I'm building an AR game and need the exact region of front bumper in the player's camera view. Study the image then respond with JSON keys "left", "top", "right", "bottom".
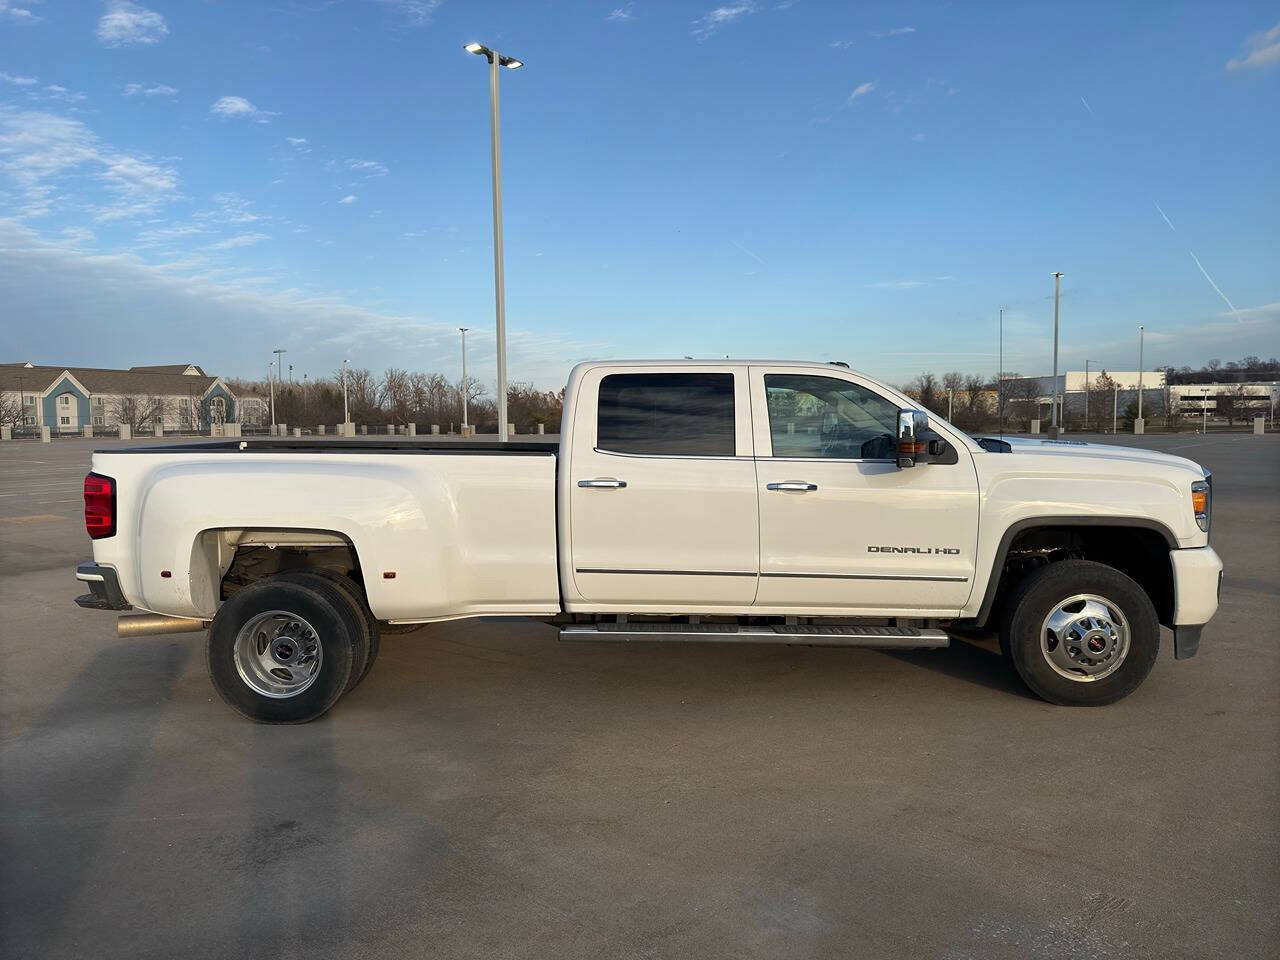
{"left": 75, "top": 562, "right": 132, "bottom": 611}
{"left": 1169, "top": 546, "right": 1223, "bottom": 661}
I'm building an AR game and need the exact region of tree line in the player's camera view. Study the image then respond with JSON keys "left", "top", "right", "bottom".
{"left": 226, "top": 368, "right": 565, "bottom": 434}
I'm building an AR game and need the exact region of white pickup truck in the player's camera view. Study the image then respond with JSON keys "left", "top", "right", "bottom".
{"left": 75, "top": 360, "right": 1222, "bottom": 722}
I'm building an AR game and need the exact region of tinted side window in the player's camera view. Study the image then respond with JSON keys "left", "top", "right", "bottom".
{"left": 764, "top": 374, "right": 899, "bottom": 459}
{"left": 597, "top": 373, "right": 736, "bottom": 456}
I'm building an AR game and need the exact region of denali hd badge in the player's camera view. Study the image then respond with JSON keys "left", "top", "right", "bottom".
{"left": 868, "top": 546, "right": 961, "bottom": 555}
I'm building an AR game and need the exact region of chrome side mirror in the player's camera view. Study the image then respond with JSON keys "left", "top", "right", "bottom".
{"left": 897, "top": 409, "right": 929, "bottom": 468}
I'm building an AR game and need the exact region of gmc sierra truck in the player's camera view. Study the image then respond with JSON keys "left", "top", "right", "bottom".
{"left": 74, "top": 360, "right": 1222, "bottom": 723}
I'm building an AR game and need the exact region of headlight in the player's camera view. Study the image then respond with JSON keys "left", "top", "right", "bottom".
{"left": 1191, "top": 478, "right": 1211, "bottom": 533}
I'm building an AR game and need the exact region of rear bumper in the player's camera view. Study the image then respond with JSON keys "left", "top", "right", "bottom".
{"left": 75, "top": 562, "right": 132, "bottom": 611}
{"left": 1169, "top": 546, "right": 1223, "bottom": 661}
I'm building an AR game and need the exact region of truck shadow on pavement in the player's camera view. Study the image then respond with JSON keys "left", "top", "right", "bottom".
{"left": 882, "top": 636, "right": 1037, "bottom": 700}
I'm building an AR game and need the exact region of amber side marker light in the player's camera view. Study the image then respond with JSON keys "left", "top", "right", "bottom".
{"left": 1191, "top": 480, "right": 1210, "bottom": 533}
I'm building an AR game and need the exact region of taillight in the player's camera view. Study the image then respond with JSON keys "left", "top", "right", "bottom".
{"left": 84, "top": 472, "right": 116, "bottom": 539}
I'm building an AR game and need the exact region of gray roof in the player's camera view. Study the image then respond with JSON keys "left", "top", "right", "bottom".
{"left": 0, "top": 363, "right": 225, "bottom": 397}
{"left": 129, "top": 363, "right": 207, "bottom": 376}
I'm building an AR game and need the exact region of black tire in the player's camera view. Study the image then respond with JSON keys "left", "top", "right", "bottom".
{"left": 275, "top": 571, "right": 377, "bottom": 691}
{"left": 999, "top": 559, "right": 1159, "bottom": 706}
{"left": 207, "top": 576, "right": 358, "bottom": 723}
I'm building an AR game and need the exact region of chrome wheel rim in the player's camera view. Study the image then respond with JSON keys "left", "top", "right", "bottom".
{"left": 234, "top": 610, "right": 323, "bottom": 698}
{"left": 1040, "top": 594, "right": 1129, "bottom": 682}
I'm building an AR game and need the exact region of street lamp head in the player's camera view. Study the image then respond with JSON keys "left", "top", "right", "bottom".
{"left": 464, "top": 42, "right": 486, "bottom": 55}
{"left": 500, "top": 56, "right": 523, "bottom": 69}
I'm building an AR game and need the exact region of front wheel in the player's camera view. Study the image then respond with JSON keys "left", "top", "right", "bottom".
{"left": 999, "top": 560, "right": 1159, "bottom": 706}
{"left": 207, "top": 576, "right": 359, "bottom": 723}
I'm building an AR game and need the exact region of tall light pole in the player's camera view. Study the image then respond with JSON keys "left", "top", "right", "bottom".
{"left": 1083, "top": 359, "right": 1102, "bottom": 431}
{"left": 998, "top": 307, "right": 1004, "bottom": 436}
{"left": 465, "top": 41, "right": 523, "bottom": 441}
{"left": 1049, "top": 271, "right": 1070, "bottom": 435}
{"left": 272, "top": 348, "right": 287, "bottom": 434}
{"left": 268, "top": 360, "right": 276, "bottom": 431}
{"left": 459, "top": 327, "right": 470, "bottom": 433}
{"left": 1202, "top": 386, "right": 1210, "bottom": 434}
{"left": 1136, "top": 326, "right": 1145, "bottom": 422}
{"left": 342, "top": 358, "right": 349, "bottom": 430}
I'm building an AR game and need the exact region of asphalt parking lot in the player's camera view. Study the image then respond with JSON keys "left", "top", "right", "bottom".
{"left": 2, "top": 432, "right": 1277, "bottom": 960}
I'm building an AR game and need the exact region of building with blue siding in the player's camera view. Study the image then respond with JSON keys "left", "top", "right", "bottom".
{"left": 0, "top": 362, "right": 266, "bottom": 432}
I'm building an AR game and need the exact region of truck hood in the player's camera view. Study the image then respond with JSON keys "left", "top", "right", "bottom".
{"left": 973, "top": 435, "right": 1209, "bottom": 479}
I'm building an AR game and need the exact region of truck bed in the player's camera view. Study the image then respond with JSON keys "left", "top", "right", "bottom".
{"left": 99, "top": 438, "right": 561, "bottom": 455}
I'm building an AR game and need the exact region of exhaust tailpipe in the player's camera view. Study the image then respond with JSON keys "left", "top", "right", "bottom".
{"left": 117, "top": 614, "right": 210, "bottom": 638}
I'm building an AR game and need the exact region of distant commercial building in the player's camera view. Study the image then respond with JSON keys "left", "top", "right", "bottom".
{"left": 1169, "top": 382, "right": 1278, "bottom": 423}
{"left": 0, "top": 362, "right": 266, "bottom": 432}
{"left": 1000, "top": 369, "right": 1276, "bottom": 424}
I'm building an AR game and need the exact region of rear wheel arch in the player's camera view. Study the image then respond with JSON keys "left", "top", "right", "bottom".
{"left": 192, "top": 527, "right": 369, "bottom": 612}
{"left": 973, "top": 517, "right": 1177, "bottom": 630}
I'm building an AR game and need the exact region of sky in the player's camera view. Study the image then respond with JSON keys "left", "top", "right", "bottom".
{"left": 2, "top": 1, "right": 1278, "bottom": 392}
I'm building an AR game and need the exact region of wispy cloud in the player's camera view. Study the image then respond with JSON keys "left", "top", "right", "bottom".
{"left": 1, "top": 219, "right": 603, "bottom": 388}
{"left": 691, "top": 1, "right": 756, "bottom": 41}
{"left": 0, "top": 72, "right": 39, "bottom": 86}
{"left": 871, "top": 26, "right": 914, "bottom": 39}
{"left": 372, "top": 0, "right": 443, "bottom": 26}
{"left": 1079, "top": 94, "right": 1094, "bottom": 116}
{"left": 123, "top": 82, "right": 177, "bottom": 98}
{"left": 0, "top": 105, "right": 177, "bottom": 220}
{"left": 43, "top": 84, "right": 86, "bottom": 104}
{"left": 608, "top": 3, "right": 635, "bottom": 22}
{"left": 208, "top": 232, "right": 271, "bottom": 251}
{"left": 338, "top": 194, "right": 358, "bottom": 204}
{"left": 0, "top": 0, "right": 44, "bottom": 25}
{"left": 346, "top": 158, "right": 388, "bottom": 177}
{"left": 96, "top": 1, "right": 168, "bottom": 47}
{"left": 847, "top": 80, "right": 877, "bottom": 105}
{"left": 209, "top": 96, "right": 278, "bottom": 123}
{"left": 911, "top": 132, "right": 927, "bottom": 143}
{"left": 828, "top": 39, "right": 853, "bottom": 49}
{"left": 1226, "top": 21, "right": 1280, "bottom": 72}
{"left": 869, "top": 275, "right": 953, "bottom": 289}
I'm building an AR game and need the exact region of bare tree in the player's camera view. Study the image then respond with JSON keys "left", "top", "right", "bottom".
{"left": 0, "top": 392, "right": 22, "bottom": 429}
{"left": 109, "top": 394, "right": 168, "bottom": 430}
{"left": 380, "top": 368, "right": 413, "bottom": 425}
{"left": 904, "top": 373, "right": 941, "bottom": 416}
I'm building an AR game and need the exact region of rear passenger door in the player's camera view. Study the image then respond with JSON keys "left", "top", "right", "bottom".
{"left": 566, "top": 366, "right": 759, "bottom": 609}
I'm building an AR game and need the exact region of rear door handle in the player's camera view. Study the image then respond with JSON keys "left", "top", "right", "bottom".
{"left": 578, "top": 478, "right": 627, "bottom": 489}
{"left": 767, "top": 481, "right": 818, "bottom": 492}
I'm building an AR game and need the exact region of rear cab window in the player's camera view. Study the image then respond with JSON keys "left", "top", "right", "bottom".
{"left": 597, "top": 373, "right": 736, "bottom": 456}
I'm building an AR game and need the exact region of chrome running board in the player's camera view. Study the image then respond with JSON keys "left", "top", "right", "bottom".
{"left": 559, "top": 623, "right": 948, "bottom": 649}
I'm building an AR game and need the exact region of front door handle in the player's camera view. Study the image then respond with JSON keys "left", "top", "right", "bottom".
{"left": 578, "top": 478, "right": 628, "bottom": 489}
{"left": 767, "top": 481, "right": 818, "bottom": 492}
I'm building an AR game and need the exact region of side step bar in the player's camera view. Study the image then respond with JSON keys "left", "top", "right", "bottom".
{"left": 559, "top": 623, "right": 949, "bottom": 649}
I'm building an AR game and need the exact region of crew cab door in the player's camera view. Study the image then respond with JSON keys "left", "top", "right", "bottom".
{"left": 749, "top": 367, "right": 979, "bottom": 613}
{"left": 565, "top": 366, "right": 758, "bottom": 608}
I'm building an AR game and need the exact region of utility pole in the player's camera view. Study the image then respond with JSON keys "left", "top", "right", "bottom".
{"left": 998, "top": 308, "right": 1004, "bottom": 437}
{"left": 342, "top": 359, "right": 349, "bottom": 430}
{"left": 465, "top": 42, "right": 523, "bottom": 441}
{"left": 272, "top": 348, "right": 286, "bottom": 434}
{"left": 459, "top": 327, "right": 470, "bottom": 434}
{"left": 947, "top": 388, "right": 953, "bottom": 421}
{"left": 1083, "top": 360, "right": 1102, "bottom": 432}
{"left": 1136, "top": 326, "right": 1145, "bottom": 422}
{"left": 1050, "top": 273, "right": 1063, "bottom": 438}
